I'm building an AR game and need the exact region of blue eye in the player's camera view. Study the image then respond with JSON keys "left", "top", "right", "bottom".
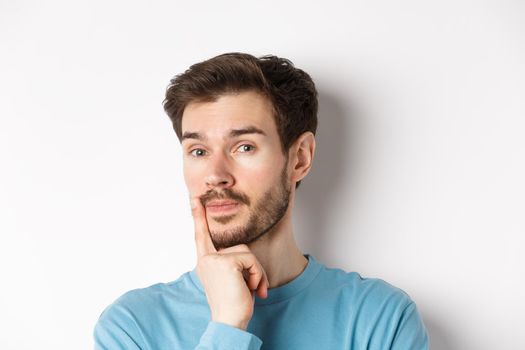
{"left": 190, "top": 149, "right": 207, "bottom": 157}
{"left": 238, "top": 144, "right": 255, "bottom": 153}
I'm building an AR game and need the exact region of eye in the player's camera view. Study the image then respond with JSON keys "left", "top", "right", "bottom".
{"left": 237, "top": 144, "right": 255, "bottom": 153}
{"left": 190, "top": 148, "right": 207, "bottom": 157}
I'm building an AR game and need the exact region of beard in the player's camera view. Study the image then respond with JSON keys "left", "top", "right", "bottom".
{"left": 199, "top": 159, "right": 291, "bottom": 250}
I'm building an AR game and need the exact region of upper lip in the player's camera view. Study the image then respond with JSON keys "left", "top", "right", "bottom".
{"left": 205, "top": 200, "right": 238, "bottom": 207}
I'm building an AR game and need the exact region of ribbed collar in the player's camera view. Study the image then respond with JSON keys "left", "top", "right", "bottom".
{"left": 189, "top": 254, "right": 322, "bottom": 306}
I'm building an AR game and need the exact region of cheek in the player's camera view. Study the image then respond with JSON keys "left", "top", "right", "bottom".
{"left": 183, "top": 162, "right": 204, "bottom": 195}
{"left": 236, "top": 150, "right": 286, "bottom": 185}
{"left": 239, "top": 162, "right": 279, "bottom": 185}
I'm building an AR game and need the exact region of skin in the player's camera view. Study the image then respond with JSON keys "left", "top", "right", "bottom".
{"left": 182, "top": 90, "right": 316, "bottom": 330}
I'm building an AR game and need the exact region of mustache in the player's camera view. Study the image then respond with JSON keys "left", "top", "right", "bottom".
{"left": 199, "top": 188, "right": 251, "bottom": 207}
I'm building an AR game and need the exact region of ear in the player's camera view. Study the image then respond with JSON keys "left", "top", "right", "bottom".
{"left": 289, "top": 132, "right": 316, "bottom": 184}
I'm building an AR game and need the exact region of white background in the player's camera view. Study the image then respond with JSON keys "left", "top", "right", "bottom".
{"left": 1, "top": 1, "right": 524, "bottom": 349}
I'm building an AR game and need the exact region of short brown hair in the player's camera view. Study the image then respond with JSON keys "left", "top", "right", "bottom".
{"left": 163, "top": 52, "right": 318, "bottom": 152}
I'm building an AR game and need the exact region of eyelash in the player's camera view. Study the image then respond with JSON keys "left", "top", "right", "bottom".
{"left": 189, "top": 144, "right": 256, "bottom": 157}
{"left": 237, "top": 144, "right": 255, "bottom": 153}
{"left": 189, "top": 148, "right": 207, "bottom": 157}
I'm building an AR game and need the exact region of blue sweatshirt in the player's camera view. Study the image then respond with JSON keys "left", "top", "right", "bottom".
{"left": 94, "top": 254, "right": 428, "bottom": 349}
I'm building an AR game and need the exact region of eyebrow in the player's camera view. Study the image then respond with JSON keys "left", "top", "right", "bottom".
{"left": 181, "top": 132, "right": 205, "bottom": 142}
{"left": 229, "top": 126, "right": 266, "bottom": 138}
{"left": 181, "top": 126, "right": 266, "bottom": 142}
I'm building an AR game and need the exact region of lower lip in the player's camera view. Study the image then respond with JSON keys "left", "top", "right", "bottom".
{"left": 206, "top": 203, "right": 240, "bottom": 215}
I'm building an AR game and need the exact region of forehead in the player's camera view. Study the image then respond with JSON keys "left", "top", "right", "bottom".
{"left": 181, "top": 91, "right": 277, "bottom": 139}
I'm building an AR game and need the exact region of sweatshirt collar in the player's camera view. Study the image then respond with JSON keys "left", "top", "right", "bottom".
{"left": 189, "top": 254, "right": 322, "bottom": 306}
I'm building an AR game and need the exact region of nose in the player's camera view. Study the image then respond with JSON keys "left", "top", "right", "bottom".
{"left": 204, "top": 153, "right": 235, "bottom": 190}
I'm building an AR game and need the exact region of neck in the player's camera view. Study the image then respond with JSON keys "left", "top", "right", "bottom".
{"left": 247, "top": 210, "right": 308, "bottom": 289}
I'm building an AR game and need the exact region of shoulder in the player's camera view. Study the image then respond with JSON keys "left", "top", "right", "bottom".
{"left": 312, "top": 260, "right": 419, "bottom": 325}
{"left": 94, "top": 272, "right": 203, "bottom": 348}
{"left": 317, "top": 263, "right": 413, "bottom": 307}
{"left": 312, "top": 260, "right": 428, "bottom": 348}
{"left": 96, "top": 271, "right": 200, "bottom": 326}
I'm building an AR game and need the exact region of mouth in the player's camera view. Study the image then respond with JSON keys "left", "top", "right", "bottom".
{"left": 205, "top": 200, "right": 241, "bottom": 215}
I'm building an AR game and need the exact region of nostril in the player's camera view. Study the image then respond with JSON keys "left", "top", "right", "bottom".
{"left": 206, "top": 179, "right": 231, "bottom": 188}
{"left": 205, "top": 173, "right": 235, "bottom": 188}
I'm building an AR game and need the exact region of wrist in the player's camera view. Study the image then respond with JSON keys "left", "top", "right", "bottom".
{"left": 212, "top": 315, "right": 249, "bottom": 330}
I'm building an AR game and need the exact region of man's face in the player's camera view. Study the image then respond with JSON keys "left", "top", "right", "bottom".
{"left": 181, "top": 91, "right": 292, "bottom": 250}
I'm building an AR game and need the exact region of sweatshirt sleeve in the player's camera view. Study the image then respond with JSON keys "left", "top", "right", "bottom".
{"left": 390, "top": 302, "right": 429, "bottom": 350}
{"left": 94, "top": 302, "right": 262, "bottom": 350}
{"left": 195, "top": 321, "right": 262, "bottom": 350}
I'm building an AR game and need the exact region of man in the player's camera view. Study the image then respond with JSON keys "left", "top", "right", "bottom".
{"left": 94, "top": 52, "right": 428, "bottom": 349}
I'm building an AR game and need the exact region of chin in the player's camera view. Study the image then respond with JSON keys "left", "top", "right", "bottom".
{"left": 209, "top": 223, "right": 243, "bottom": 239}
{"left": 208, "top": 223, "right": 253, "bottom": 250}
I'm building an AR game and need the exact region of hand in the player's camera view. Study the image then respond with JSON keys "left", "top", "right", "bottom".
{"left": 191, "top": 197, "right": 269, "bottom": 330}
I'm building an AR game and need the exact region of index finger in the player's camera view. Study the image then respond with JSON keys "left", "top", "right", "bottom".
{"left": 191, "top": 196, "right": 217, "bottom": 258}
